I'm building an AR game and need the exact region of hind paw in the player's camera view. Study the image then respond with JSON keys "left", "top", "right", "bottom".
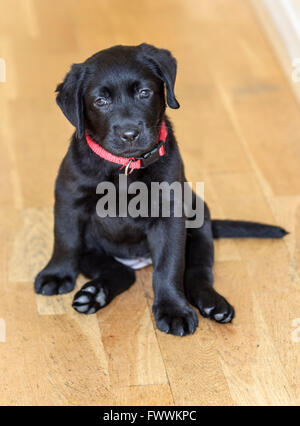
{"left": 189, "top": 287, "right": 235, "bottom": 324}
{"left": 72, "top": 282, "right": 107, "bottom": 314}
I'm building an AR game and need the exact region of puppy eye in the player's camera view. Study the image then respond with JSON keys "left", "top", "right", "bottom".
{"left": 95, "top": 97, "right": 108, "bottom": 107}
{"left": 139, "top": 89, "right": 152, "bottom": 99}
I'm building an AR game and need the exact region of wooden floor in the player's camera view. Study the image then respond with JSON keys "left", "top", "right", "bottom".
{"left": 0, "top": 0, "right": 300, "bottom": 406}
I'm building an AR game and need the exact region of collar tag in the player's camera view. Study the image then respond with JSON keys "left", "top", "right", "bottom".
{"left": 124, "top": 159, "right": 134, "bottom": 175}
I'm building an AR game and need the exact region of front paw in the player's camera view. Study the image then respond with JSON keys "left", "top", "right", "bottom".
{"left": 34, "top": 268, "right": 76, "bottom": 295}
{"left": 153, "top": 300, "right": 198, "bottom": 336}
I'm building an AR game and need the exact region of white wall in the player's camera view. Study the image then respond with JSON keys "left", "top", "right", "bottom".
{"left": 253, "top": 0, "right": 300, "bottom": 94}
{"left": 262, "top": 0, "right": 300, "bottom": 63}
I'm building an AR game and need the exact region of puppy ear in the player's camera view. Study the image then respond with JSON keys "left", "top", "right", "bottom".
{"left": 138, "top": 43, "right": 180, "bottom": 109}
{"left": 55, "top": 63, "right": 86, "bottom": 138}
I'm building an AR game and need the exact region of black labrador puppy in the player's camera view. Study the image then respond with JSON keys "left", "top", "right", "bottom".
{"left": 34, "top": 44, "right": 287, "bottom": 336}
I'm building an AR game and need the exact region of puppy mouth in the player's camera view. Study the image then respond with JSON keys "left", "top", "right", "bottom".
{"left": 106, "top": 137, "right": 158, "bottom": 158}
{"left": 100, "top": 127, "right": 160, "bottom": 158}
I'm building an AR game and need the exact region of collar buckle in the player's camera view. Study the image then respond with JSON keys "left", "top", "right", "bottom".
{"left": 124, "top": 159, "right": 135, "bottom": 175}
{"left": 138, "top": 140, "right": 164, "bottom": 169}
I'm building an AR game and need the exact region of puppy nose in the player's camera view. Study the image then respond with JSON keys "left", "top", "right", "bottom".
{"left": 120, "top": 128, "right": 140, "bottom": 143}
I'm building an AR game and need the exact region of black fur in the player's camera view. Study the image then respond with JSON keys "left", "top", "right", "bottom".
{"left": 211, "top": 220, "right": 288, "bottom": 239}
{"left": 34, "top": 44, "right": 287, "bottom": 336}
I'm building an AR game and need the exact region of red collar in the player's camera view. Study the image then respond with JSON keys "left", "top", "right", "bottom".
{"left": 85, "top": 120, "right": 168, "bottom": 173}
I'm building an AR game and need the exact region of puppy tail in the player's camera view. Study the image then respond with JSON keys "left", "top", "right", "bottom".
{"left": 211, "top": 220, "right": 288, "bottom": 239}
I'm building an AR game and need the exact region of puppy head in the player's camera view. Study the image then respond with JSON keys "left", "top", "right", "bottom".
{"left": 56, "top": 44, "right": 179, "bottom": 157}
